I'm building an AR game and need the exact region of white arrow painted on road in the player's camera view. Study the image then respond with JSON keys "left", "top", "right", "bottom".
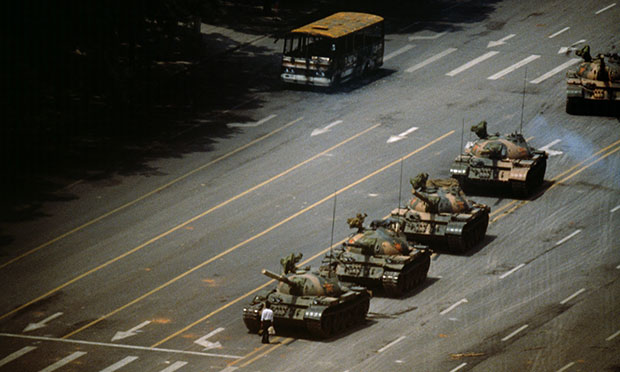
{"left": 195, "top": 327, "right": 225, "bottom": 350}
{"left": 112, "top": 321, "right": 151, "bottom": 342}
{"left": 487, "top": 34, "right": 515, "bottom": 48}
{"left": 228, "top": 114, "right": 277, "bottom": 128}
{"left": 311, "top": 120, "right": 343, "bottom": 136}
{"left": 558, "top": 39, "right": 587, "bottom": 54}
{"left": 387, "top": 127, "right": 418, "bottom": 143}
{"left": 540, "top": 139, "right": 563, "bottom": 156}
{"left": 23, "top": 312, "right": 63, "bottom": 332}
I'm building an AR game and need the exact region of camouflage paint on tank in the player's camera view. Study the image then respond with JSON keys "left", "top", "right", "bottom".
{"left": 566, "top": 46, "right": 620, "bottom": 109}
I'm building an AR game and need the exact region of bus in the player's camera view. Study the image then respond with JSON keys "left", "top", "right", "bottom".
{"left": 280, "top": 12, "right": 384, "bottom": 87}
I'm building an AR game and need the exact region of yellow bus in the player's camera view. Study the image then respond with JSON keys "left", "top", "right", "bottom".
{"left": 281, "top": 12, "right": 384, "bottom": 87}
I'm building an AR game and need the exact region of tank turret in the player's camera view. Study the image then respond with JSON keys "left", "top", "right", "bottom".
{"left": 325, "top": 214, "right": 431, "bottom": 297}
{"left": 566, "top": 45, "right": 620, "bottom": 114}
{"left": 450, "top": 121, "right": 547, "bottom": 196}
{"left": 243, "top": 257, "right": 370, "bottom": 338}
{"left": 390, "top": 173, "right": 490, "bottom": 252}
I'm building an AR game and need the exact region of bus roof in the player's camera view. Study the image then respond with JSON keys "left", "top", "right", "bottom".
{"left": 290, "top": 12, "right": 383, "bottom": 39}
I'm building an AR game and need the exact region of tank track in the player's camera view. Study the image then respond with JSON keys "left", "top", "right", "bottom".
{"left": 446, "top": 212, "right": 489, "bottom": 252}
{"left": 305, "top": 295, "right": 370, "bottom": 338}
{"left": 511, "top": 158, "right": 546, "bottom": 197}
{"left": 381, "top": 255, "right": 431, "bottom": 297}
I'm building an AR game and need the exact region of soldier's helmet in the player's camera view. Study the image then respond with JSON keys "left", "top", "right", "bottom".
{"left": 471, "top": 121, "right": 488, "bottom": 139}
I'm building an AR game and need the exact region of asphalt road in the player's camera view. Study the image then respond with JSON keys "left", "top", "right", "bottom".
{"left": 1, "top": 0, "right": 619, "bottom": 371}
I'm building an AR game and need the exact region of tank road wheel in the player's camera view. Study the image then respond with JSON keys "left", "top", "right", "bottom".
{"left": 566, "top": 97, "right": 581, "bottom": 115}
{"left": 317, "top": 313, "right": 335, "bottom": 338}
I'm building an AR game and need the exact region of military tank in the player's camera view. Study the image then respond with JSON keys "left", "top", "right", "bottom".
{"left": 390, "top": 173, "right": 490, "bottom": 252}
{"left": 450, "top": 121, "right": 547, "bottom": 196}
{"left": 242, "top": 255, "right": 370, "bottom": 338}
{"left": 566, "top": 45, "right": 620, "bottom": 114}
{"left": 322, "top": 213, "right": 431, "bottom": 297}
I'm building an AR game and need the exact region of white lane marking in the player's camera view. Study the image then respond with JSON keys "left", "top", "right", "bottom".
{"left": 606, "top": 329, "right": 620, "bottom": 341}
{"left": 487, "top": 54, "right": 540, "bottom": 80}
{"left": 549, "top": 27, "right": 570, "bottom": 38}
{"left": 556, "top": 229, "right": 582, "bottom": 246}
{"left": 384, "top": 45, "right": 415, "bottom": 62}
{"left": 500, "top": 263, "right": 525, "bottom": 279}
{"left": 0, "top": 333, "right": 242, "bottom": 359}
{"left": 440, "top": 298, "right": 468, "bottom": 315}
{"left": 556, "top": 361, "right": 575, "bottom": 372}
{"left": 112, "top": 320, "right": 152, "bottom": 342}
{"left": 617, "top": 264, "right": 620, "bottom": 269}
{"left": 378, "top": 336, "right": 406, "bottom": 353}
{"left": 195, "top": 327, "right": 225, "bottom": 350}
{"left": 530, "top": 58, "right": 581, "bottom": 84}
{"left": 159, "top": 361, "right": 188, "bottom": 372}
{"left": 446, "top": 51, "right": 499, "bottom": 77}
{"left": 24, "top": 312, "right": 63, "bottom": 332}
{"left": 368, "top": 193, "right": 379, "bottom": 197}
{"left": 449, "top": 362, "right": 468, "bottom": 372}
{"left": 540, "top": 139, "right": 564, "bottom": 156}
{"left": 0, "top": 346, "right": 37, "bottom": 367}
{"left": 228, "top": 114, "right": 277, "bottom": 128}
{"left": 99, "top": 356, "right": 139, "bottom": 372}
{"left": 217, "top": 367, "right": 238, "bottom": 372}
{"left": 406, "top": 48, "right": 458, "bottom": 73}
{"left": 39, "top": 351, "right": 87, "bottom": 372}
{"left": 560, "top": 288, "right": 586, "bottom": 304}
{"left": 387, "top": 126, "right": 418, "bottom": 143}
{"left": 487, "top": 34, "right": 516, "bottom": 48}
{"left": 409, "top": 32, "right": 446, "bottom": 41}
{"left": 595, "top": 3, "right": 616, "bottom": 14}
{"left": 558, "top": 39, "right": 587, "bottom": 54}
{"left": 501, "top": 324, "right": 528, "bottom": 341}
{"left": 610, "top": 205, "right": 620, "bottom": 213}
{"left": 311, "top": 120, "right": 343, "bottom": 136}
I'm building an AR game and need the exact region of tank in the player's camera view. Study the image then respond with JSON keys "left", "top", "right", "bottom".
{"left": 450, "top": 121, "right": 547, "bottom": 196}
{"left": 242, "top": 256, "right": 371, "bottom": 338}
{"left": 390, "top": 173, "right": 490, "bottom": 252}
{"left": 323, "top": 214, "right": 431, "bottom": 297}
{"left": 566, "top": 45, "right": 620, "bottom": 114}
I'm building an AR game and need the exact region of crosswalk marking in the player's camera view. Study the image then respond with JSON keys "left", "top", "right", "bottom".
{"left": 99, "top": 356, "right": 139, "bottom": 372}
{"left": 530, "top": 58, "right": 581, "bottom": 84}
{"left": 159, "top": 361, "right": 189, "bottom": 372}
{"left": 0, "top": 346, "right": 37, "bottom": 367}
{"left": 446, "top": 51, "right": 499, "bottom": 76}
{"left": 487, "top": 55, "right": 540, "bottom": 80}
{"left": 39, "top": 351, "right": 87, "bottom": 372}
{"left": 406, "top": 48, "right": 458, "bottom": 73}
{"left": 384, "top": 44, "right": 415, "bottom": 62}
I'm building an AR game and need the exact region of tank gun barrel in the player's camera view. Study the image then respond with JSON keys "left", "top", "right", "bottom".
{"left": 262, "top": 269, "right": 298, "bottom": 288}
{"left": 411, "top": 189, "right": 432, "bottom": 206}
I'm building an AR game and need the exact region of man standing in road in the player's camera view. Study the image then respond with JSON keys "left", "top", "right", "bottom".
{"left": 260, "top": 303, "right": 274, "bottom": 344}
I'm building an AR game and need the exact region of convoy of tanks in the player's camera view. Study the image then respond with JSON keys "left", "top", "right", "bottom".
{"left": 242, "top": 44, "right": 616, "bottom": 340}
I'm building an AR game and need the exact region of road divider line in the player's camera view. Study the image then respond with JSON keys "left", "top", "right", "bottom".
{"left": 152, "top": 133, "right": 454, "bottom": 347}
{"left": 556, "top": 361, "right": 575, "bottom": 372}
{"left": 238, "top": 337, "right": 294, "bottom": 368}
{"left": 501, "top": 324, "right": 528, "bottom": 341}
{"left": 1, "top": 123, "right": 379, "bottom": 323}
{"left": 378, "top": 336, "right": 406, "bottom": 353}
{"left": 440, "top": 299, "right": 468, "bottom": 315}
{"left": 0, "top": 116, "right": 305, "bottom": 270}
{"left": 446, "top": 51, "right": 499, "bottom": 77}
{"left": 499, "top": 263, "right": 525, "bottom": 279}
{"left": 0, "top": 346, "right": 37, "bottom": 367}
{"left": 549, "top": 27, "right": 570, "bottom": 39}
{"left": 595, "top": 3, "right": 616, "bottom": 14}
{"left": 556, "top": 229, "right": 581, "bottom": 246}
{"left": 406, "top": 48, "right": 458, "bottom": 73}
{"left": 530, "top": 59, "right": 581, "bottom": 84}
{"left": 384, "top": 45, "right": 415, "bottom": 62}
{"left": 487, "top": 55, "right": 540, "bottom": 80}
{"left": 449, "top": 362, "right": 467, "bottom": 372}
{"left": 0, "top": 333, "right": 240, "bottom": 358}
{"left": 560, "top": 288, "right": 586, "bottom": 305}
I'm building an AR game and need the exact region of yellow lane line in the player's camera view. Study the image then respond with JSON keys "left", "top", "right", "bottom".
{"left": 0, "top": 122, "right": 378, "bottom": 322}
{"left": 0, "top": 117, "right": 304, "bottom": 270}
{"left": 63, "top": 130, "right": 453, "bottom": 339}
{"left": 491, "top": 142, "right": 620, "bottom": 224}
{"left": 226, "top": 337, "right": 283, "bottom": 367}
{"left": 238, "top": 337, "right": 294, "bottom": 368}
{"left": 151, "top": 133, "right": 453, "bottom": 347}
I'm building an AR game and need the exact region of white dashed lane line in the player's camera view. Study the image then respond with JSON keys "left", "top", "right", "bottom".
{"left": 610, "top": 205, "right": 620, "bottom": 213}
{"left": 548, "top": 27, "right": 570, "bottom": 38}
{"left": 501, "top": 324, "right": 528, "bottom": 342}
{"left": 555, "top": 229, "right": 582, "bottom": 246}
{"left": 556, "top": 362, "right": 576, "bottom": 372}
{"left": 530, "top": 59, "right": 581, "bottom": 84}
{"left": 560, "top": 288, "right": 586, "bottom": 305}
{"left": 446, "top": 51, "right": 499, "bottom": 77}
{"left": 449, "top": 362, "right": 468, "bottom": 372}
{"left": 595, "top": 3, "right": 616, "bottom": 14}
{"left": 499, "top": 263, "right": 525, "bottom": 279}
{"left": 440, "top": 299, "right": 468, "bottom": 315}
{"left": 406, "top": 48, "right": 458, "bottom": 73}
{"left": 384, "top": 45, "right": 415, "bottom": 62}
{"left": 487, "top": 54, "right": 540, "bottom": 80}
{"left": 0, "top": 346, "right": 37, "bottom": 367}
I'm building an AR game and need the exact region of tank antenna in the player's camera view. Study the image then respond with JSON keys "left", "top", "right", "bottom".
{"left": 329, "top": 189, "right": 337, "bottom": 270}
{"left": 398, "top": 158, "right": 404, "bottom": 209}
{"left": 460, "top": 118, "right": 465, "bottom": 154}
{"left": 519, "top": 67, "right": 527, "bottom": 134}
